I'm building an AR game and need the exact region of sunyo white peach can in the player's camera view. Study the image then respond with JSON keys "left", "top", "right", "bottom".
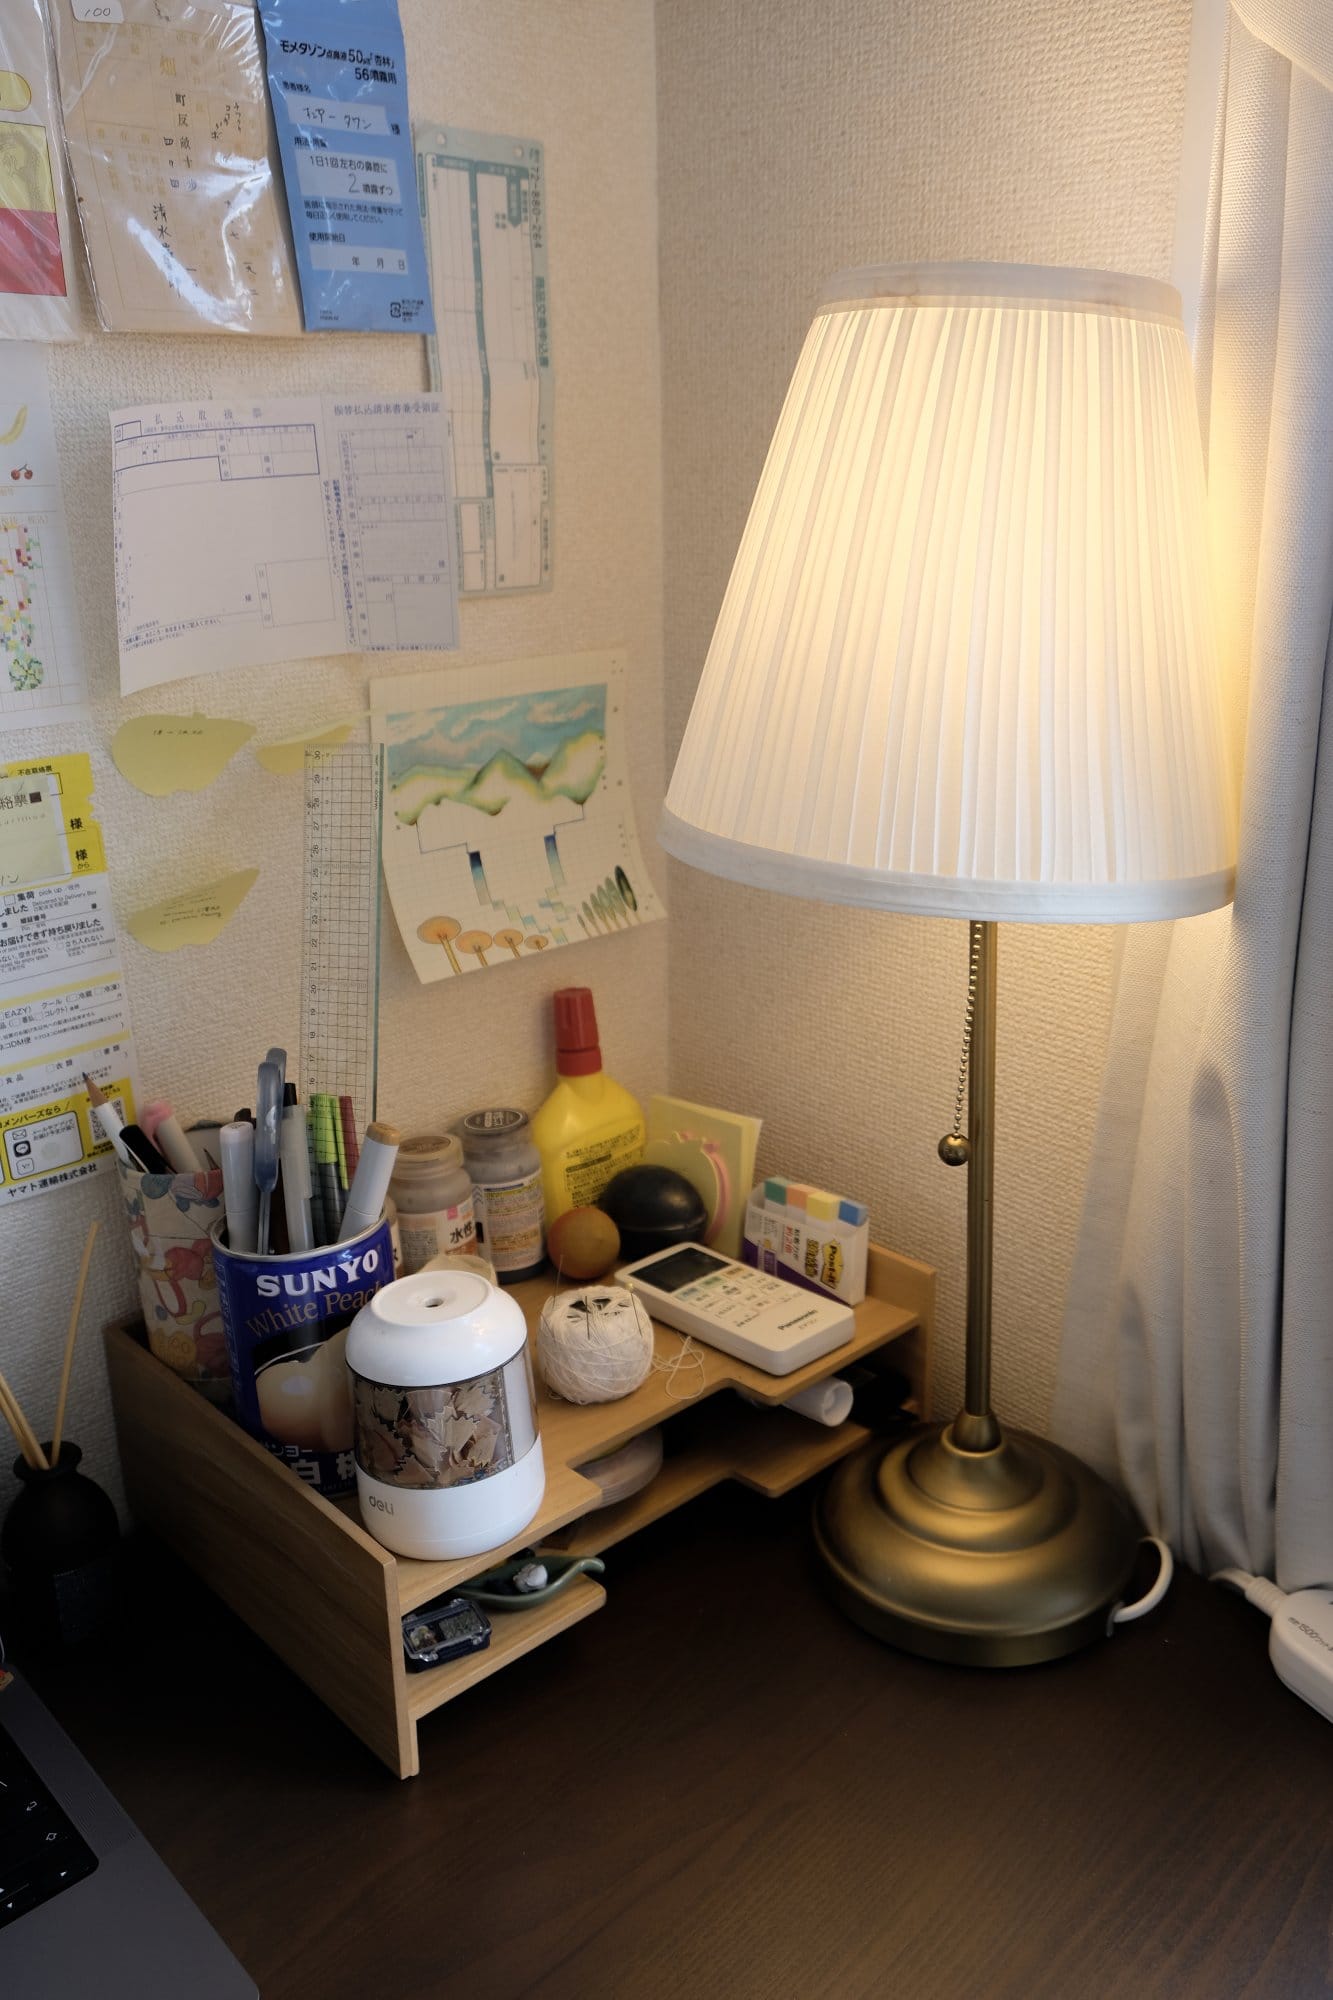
{"left": 212, "top": 1214, "right": 393, "bottom": 1495}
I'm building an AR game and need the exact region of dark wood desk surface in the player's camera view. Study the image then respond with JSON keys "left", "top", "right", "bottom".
{"left": 19, "top": 1485, "right": 1333, "bottom": 2000}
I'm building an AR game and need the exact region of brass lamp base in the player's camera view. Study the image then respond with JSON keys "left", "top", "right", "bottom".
{"left": 814, "top": 1420, "right": 1140, "bottom": 1667}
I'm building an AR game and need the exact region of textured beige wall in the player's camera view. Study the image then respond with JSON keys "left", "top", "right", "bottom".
{"left": 0, "top": 0, "right": 665, "bottom": 1521}
{"left": 656, "top": 0, "right": 1193, "bottom": 1428}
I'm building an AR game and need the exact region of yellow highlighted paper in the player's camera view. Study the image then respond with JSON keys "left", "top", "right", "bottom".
{"left": 0, "top": 753, "right": 139, "bottom": 1203}
{"left": 0, "top": 123, "right": 54, "bottom": 212}
{"left": 0, "top": 754, "right": 105, "bottom": 885}
{"left": 127, "top": 868, "right": 259, "bottom": 953}
{"left": 253, "top": 719, "right": 356, "bottom": 775}
{"left": 0, "top": 771, "right": 67, "bottom": 887}
{"left": 112, "top": 713, "right": 255, "bottom": 796}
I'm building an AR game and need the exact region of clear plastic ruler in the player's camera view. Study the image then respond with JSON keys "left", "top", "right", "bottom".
{"left": 301, "top": 742, "right": 383, "bottom": 1123}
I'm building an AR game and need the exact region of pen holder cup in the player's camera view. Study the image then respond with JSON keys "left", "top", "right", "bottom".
{"left": 118, "top": 1159, "right": 229, "bottom": 1403}
{"left": 212, "top": 1214, "right": 394, "bottom": 1498}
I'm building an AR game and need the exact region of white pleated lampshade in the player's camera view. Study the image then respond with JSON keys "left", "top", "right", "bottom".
{"left": 662, "top": 263, "right": 1236, "bottom": 922}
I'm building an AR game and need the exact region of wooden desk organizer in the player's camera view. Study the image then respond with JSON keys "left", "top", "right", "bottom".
{"left": 104, "top": 1245, "right": 932, "bottom": 1777}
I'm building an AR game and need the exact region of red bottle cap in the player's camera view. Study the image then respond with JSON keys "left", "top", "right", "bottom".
{"left": 553, "top": 987, "right": 602, "bottom": 1076}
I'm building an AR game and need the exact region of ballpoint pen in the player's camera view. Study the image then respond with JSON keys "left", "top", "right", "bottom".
{"left": 254, "top": 1060, "right": 283, "bottom": 1255}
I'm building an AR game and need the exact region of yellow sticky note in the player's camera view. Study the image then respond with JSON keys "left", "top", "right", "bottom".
{"left": 127, "top": 868, "right": 258, "bottom": 953}
{"left": 0, "top": 72, "right": 35, "bottom": 116}
{"left": 253, "top": 720, "right": 356, "bottom": 775}
{"left": 112, "top": 714, "right": 255, "bottom": 797}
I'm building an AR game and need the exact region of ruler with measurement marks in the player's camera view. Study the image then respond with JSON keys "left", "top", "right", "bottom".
{"left": 301, "top": 742, "right": 383, "bottom": 1123}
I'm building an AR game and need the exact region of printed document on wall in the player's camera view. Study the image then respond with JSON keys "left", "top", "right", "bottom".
{"left": 418, "top": 128, "right": 551, "bottom": 594}
{"left": 371, "top": 652, "right": 663, "bottom": 984}
{"left": 0, "top": 0, "right": 82, "bottom": 340}
{"left": 0, "top": 753, "right": 140, "bottom": 1204}
{"left": 112, "top": 392, "right": 459, "bottom": 693}
{"left": 0, "top": 345, "right": 87, "bottom": 731}
{"left": 50, "top": 0, "right": 300, "bottom": 336}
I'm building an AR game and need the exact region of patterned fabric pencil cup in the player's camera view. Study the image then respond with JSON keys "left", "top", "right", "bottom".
{"left": 117, "top": 1158, "right": 229, "bottom": 1402}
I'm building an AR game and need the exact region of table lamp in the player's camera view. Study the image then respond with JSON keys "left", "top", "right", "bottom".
{"left": 660, "top": 263, "right": 1235, "bottom": 1665}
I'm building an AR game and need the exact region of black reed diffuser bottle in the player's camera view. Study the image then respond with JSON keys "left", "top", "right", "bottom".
{"left": 2, "top": 1444, "right": 119, "bottom": 1647}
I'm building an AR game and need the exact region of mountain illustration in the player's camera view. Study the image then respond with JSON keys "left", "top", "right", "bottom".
{"left": 465, "top": 749, "right": 548, "bottom": 815}
{"left": 393, "top": 731, "right": 606, "bottom": 827}
{"left": 541, "top": 730, "right": 605, "bottom": 802}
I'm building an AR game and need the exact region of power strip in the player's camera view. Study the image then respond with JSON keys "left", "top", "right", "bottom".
{"left": 1214, "top": 1569, "right": 1333, "bottom": 1723}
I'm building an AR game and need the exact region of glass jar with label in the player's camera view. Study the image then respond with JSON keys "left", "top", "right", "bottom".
{"left": 457, "top": 1109, "right": 545, "bottom": 1284}
{"left": 387, "top": 1134, "right": 477, "bottom": 1275}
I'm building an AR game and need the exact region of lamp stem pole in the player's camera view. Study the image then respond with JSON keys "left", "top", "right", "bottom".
{"left": 956, "top": 919, "right": 1000, "bottom": 1452}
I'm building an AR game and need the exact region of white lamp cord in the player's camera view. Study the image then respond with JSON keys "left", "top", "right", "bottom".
{"left": 1211, "top": 1565, "right": 1286, "bottom": 1619}
{"left": 1108, "top": 1536, "right": 1175, "bottom": 1631}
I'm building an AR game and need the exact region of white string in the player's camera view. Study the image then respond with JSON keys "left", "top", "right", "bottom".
{"left": 652, "top": 1335, "right": 707, "bottom": 1403}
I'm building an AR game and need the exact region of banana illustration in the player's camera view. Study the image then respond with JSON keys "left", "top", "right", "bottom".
{"left": 0, "top": 404, "right": 28, "bottom": 448}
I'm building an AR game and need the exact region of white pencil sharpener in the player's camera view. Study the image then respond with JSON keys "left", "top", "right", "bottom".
{"left": 345, "top": 1270, "right": 545, "bottom": 1560}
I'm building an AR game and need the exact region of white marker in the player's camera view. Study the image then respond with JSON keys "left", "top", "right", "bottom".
{"left": 220, "top": 1120, "right": 258, "bottom": 1254}
{"left": 335, "top": 1120, "right": 400, "bottom": 1244}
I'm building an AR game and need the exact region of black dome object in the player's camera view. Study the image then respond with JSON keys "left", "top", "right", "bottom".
{"left": 597, "top": 1164, "right": 708, "bottom": 1263}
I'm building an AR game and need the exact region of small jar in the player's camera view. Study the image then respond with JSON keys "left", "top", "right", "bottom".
{"left": 458, "top": 1108, "right": 545, "bottom": 1283}
{"left": 387, "top": 1134, "right": 476, "bottom": 1275}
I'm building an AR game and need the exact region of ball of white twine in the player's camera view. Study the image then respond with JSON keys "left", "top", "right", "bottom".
{"left": 537, "top": 1285, "right": 655, "bottom": 1404}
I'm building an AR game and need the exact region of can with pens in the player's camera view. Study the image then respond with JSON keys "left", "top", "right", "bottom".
{"left": 119, "top": 1159, "right": 230, "bottom": 1402}
{"left": 213, "top": 1214, "right": 394, "bottom": 1496}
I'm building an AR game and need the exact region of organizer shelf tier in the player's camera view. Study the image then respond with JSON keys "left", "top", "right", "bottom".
{"left": 104, "top": 1244, "right": 933, "bottom": 1778}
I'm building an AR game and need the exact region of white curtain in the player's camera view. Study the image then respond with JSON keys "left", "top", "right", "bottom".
{"left": 1053, "top": 0, "right": 1333, "bottom": 1586}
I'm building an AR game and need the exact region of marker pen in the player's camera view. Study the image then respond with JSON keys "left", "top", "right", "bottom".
{"left": 336, "top": 1121, "right": 400, "bottom": 1244}
{"left": 140, "top": 1100, "right": 203, "bottom": 1175}
{"left": 220, "top": 1121, "right": 258, "bottom": 1253}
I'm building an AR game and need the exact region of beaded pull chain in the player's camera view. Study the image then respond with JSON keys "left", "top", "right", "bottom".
{"left": 938, "top": 924, "right": 980, "bottom": 1167}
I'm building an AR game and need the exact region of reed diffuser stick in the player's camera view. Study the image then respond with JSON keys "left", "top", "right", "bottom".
{"left": 50, "top": 1218, "right": 99, "bottom": 1465}
{"left": 0, "top": 1369, "right": 47, "bottom": 1470}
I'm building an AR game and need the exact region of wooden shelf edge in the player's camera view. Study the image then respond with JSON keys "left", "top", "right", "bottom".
{"left": 406, "top": 1577, "right": 606, "bottom": 1720}
{"left": 104, "top": 1324, "right": 395, "bottom": 1574}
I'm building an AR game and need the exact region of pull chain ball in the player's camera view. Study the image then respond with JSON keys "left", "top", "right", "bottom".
{"left": 938, "top": 1132, "right": 971, "bottom": 1166}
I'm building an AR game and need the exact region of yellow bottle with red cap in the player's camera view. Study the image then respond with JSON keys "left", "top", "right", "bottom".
{"left": 532, "top": 988, "right": 645, "bottom": 1225}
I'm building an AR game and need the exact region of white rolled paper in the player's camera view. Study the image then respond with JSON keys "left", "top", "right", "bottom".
{"left": 742, "top": 1377, "right": 854, "bottom": 1427}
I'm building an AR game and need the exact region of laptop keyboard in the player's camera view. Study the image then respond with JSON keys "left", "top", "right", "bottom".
{"left": 0, "top": 1721, "right": 99, "bottom": 1929}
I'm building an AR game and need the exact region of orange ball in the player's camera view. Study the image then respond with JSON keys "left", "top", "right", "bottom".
{"left": 547, "top": 1206, "right": 621, "bottom": 1281}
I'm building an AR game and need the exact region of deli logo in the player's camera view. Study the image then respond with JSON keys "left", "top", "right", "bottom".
{"left": 255, "top": 1247, "right": 382, "bottom": 1299}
